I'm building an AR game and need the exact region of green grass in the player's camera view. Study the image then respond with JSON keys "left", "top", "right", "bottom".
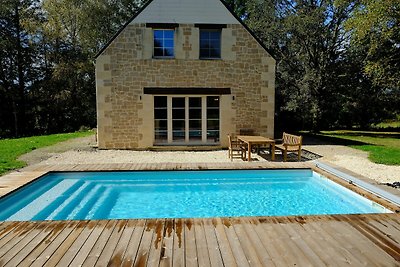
{"left": 0, "top": 131, "right": 94, "bottom": 175}
{"left": 319, "top": 130, "right": 400, "bottom": 165}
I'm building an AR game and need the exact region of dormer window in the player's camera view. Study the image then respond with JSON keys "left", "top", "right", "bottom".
{"left": 200, "top": 29, "right": 221, "bottom": 59}
{"left": 153, "top": 29, "right": 174, "bottom": 58}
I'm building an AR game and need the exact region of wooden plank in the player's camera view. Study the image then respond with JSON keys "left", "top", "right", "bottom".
{"left": 172, "top": 218, "right": 185, "bottom": 267}
{"left": 231, "top": 218, "right": 263, "bottom": 267}
{"left": 239, "top": 218, "right": 275, "bottom": 266}
{"left": 132, "top": 219, "right": 157, "bottom": 267}
{"left": 11, "top": 220, "right": 70, "bottom": 266}
{"left": 120, "top": 219, "right": 146, "bottom": 266}
{"left": 203, "top": 218, "right": 224, "bottom": 267}
{"left": 302, "top": 216, "right": 365, "bottom": 265}
{"left": 159, "top": 219, "right": 174, "bottom": 267}
{"left": 81, "top": 220, "right": 119, "bottom": 266}
{"left": 30, "top": 220, "right": 83, "bottom": 267}
{"left": 93, "top": 220, "right": 128, "bottom": 266}
{"left": 193, "top": 219, "right": 211, "bottom": 267}
{"left": 0, "top": 221, "right": 23, "bottom": 241}
{"left": 221, "top": 218, "right": 250, "bottom": 267}
{"left": 313, "top": 216, "right": 379, "bottom": 265}
{"left": 106, "top": 220, "right": 137, "bottom": 267}
{"left": 1, "top": 221, "right": 51, "bottom": 266}
{"left": 365, "top": 216, "right": 400, "bottom": 244}
{"left": 256, "top": 218, "right": 302, "bottom": 266}
{"left": 66, "top": 220, "right": 110, "bottom": 266}
{"left": 184, "top": 218, "right": 198, "bottom": 267}
{"left": 284, "top": 217, "right": 342, "bottom": 266}
{"left": 43, "top": 220, "right": 96, "bottom": 267}
{"left": 338, "top": 215, "right": 400, "bottom": 263}
{"left": 245, "top": 218, "right": 286, "bottom": 266}
{"left": 4, "top": 221, "right": 66, "bottom": 267}
{"left": 278, "top": 218, "right": 327, "bottom": 266}
{"left": 147, "top": 219, "right": 165, "bottom": 267}
{"left": 0, "top": 221, "right": 41, "bottom": 260}
{"left": 212, "top": 218, "right": 237, "bottom": 267}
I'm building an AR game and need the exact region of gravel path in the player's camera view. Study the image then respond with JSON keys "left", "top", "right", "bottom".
{"left": 19, "top": 133, "right": 400, "bottom": 184}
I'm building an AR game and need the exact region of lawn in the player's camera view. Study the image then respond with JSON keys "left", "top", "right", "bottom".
{"left": 319, "top": 130, "right": 400, "bottom": 165}
{"left": 0, "top": 131, "right": 94, "bottom": 175}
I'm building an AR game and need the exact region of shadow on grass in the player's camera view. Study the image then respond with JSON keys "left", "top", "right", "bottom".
{"left": 301, "top": 133, "right": 369, "bottom": 146}
{"left": 326, "top": 131, "right": 400, "bottom": 139}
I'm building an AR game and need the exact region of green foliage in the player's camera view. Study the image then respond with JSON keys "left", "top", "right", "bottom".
{"left": 0, "top": 131, "right": 93, "bottom": 175}
{"left": 239, "top": 0, "right": 400, "bottom": 131}
{"left": 0, "top": 0, "right": 143, "bottom": 138}
{"left": 320, "top": 131, "right": 400, "bottom": 165}
{"left": 344, "top": 0, "right": 400, "bottom": 89}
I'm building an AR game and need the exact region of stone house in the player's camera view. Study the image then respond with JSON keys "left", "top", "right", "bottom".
{"left": 95, "top": 0, "right": 276, "bottom": 149}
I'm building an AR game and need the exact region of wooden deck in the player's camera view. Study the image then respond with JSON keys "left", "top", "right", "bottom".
{"left": 1, "top": 163, "right": 400, "bottom": 266}
{"left": 0, "top": 214, "right": 400, "bottom": 266}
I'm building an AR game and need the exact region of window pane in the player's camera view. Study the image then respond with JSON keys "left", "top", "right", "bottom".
{"left": 164, "top": 48, "right": 174, "bottom": 57}
{"left": 189, "top": 119, "right": 202, "bottom": 130}
{"left": 200, "top": 31, "right": 209, "bottom": 39}
{"left": 207, "top": 119, "right": 219, "bottom": 130}
{"left": 154, "top": 109, "right": 167, "bottom": 119}
{"left": 210, "top": 48, "right": 221, "bottom": 58}
{"left": 154, "top": 30, "right": 163, "bottom": 39}
{"left": 207, "top": 130, "right": 219, "bottom": 143}
{"left": 155, "top": 131, "right": 168, "bottom": 143}
{"left": 200, "top": 40, "right": 209, "bottom": 49}
{"left": 164, "top": 39, "right": 174, "bottom": 48}
{"left": 200, "top": 49, "right": 209, "bottom": 58}
{"left": 207, "top": 108, "right": 219, "bottom": 119}
{"left": 154, "top": 119, "right": 167, "bottom": 130}
{"left": 172, "top": 97, "right": 185, "bottom": 107}
{"left": 154, "top": 38, "right": 163, "bottom": 48}
{"left": 209, "top": 39, "right": 220, "bottom": 49}
{"left": 189, "top": 109, "right": 201, "bottom": 119}
{"left": 154, "top": 48, "right": 163, "bottom": 57}
{"left": 164, "top": 30, "right": 174, "bottom": 39}
{"left": 189, "top": 97, "right": 201, "bottom": 107}
{"left": 173, "top": 120, "right": 185, "bottom": 130}
{"left": 209, "top": 31, "right": 221, "bottom": 39}
{"left": 207, "top": 96, "right": 219, "bottom": 107}
{"left": 173, "top": 108, "right": 185, "bottom": 119}
{"left": 154, "top": 96, "right": 167, "bottom": 107}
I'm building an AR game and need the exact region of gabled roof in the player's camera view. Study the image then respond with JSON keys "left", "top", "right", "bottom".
{"left": 94, "top": 0, "right": 275, "bottom": 59}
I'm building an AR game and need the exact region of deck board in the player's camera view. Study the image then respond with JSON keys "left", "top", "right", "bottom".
{"left": 0, "top": 215, "right": 399, "bottom": 266}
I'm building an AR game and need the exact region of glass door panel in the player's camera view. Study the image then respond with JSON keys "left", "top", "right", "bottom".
{"left": 172, "top": 97, "right": 185, "bottom": 142}
{"left": 207, "top": 96, "right": 220, "bottom": 143}
{"left": 154, "top": 96, "right": 168, "bottom": 143}
{"left": 189, "top": 97, "right": 202, "bottom": 142}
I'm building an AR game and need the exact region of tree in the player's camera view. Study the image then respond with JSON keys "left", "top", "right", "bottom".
{"left": 244, "top": 0, "right": 357, "bottom": 130}
{"left": 0, "top": 0, "right": 43, "bottom": 136}
{"left": 344, "top": 0, "right": 400, "bottom": 89}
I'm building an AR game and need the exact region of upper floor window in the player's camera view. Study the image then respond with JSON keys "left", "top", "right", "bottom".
{"left": 200, "top": 29, "right": 221, "bottom": 59}
{"left": 154, "top": 29, "right": 174, "bottom": 58}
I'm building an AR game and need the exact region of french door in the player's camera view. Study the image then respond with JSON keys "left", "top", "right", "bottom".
{"left": 154, "top": 96, "right": 220, "bottom": 145}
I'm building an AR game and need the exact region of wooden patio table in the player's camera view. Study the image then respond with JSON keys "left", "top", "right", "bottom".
{"left": 237, "top": 135, "right": 275, "bottom": 162}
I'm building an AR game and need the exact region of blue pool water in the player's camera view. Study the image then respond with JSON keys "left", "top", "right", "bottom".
{"left": 0, "top": 169, "right": 391, "bottom": 221}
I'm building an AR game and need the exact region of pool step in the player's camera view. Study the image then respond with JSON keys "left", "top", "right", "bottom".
{"left": 7, "top": 179, "right": 82, "bottom": 221}
{"left": 70, "top": 186, "right": 108, "bottom": 220}
{"left": 44, "top": 182, "right": 96, "bottom": 221}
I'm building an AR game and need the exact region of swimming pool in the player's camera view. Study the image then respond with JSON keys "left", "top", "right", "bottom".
{"left": 0, "top": 169, "right": 391, "bottom": 221}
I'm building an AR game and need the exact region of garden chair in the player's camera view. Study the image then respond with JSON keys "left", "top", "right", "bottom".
{"left": 275, "top": 132, "right": 303, "bottom": 161}
{"left": 227, "top": 134, "right": 246, "bottom": 161}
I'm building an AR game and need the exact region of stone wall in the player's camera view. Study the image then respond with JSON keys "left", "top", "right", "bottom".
{"left": 96, "top": 23, "right": 275, "bottom": 149}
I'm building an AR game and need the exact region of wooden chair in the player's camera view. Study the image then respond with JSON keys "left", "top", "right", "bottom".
{"left": 227, "top": 134, "right": 246, "bottom": 161}
{"left": 275, "top": 132, "right": 303, "bottom": 162}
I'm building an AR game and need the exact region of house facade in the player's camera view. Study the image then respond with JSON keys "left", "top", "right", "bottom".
{"left": 95, "top": 0, "right": 275, "bottom": 149}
